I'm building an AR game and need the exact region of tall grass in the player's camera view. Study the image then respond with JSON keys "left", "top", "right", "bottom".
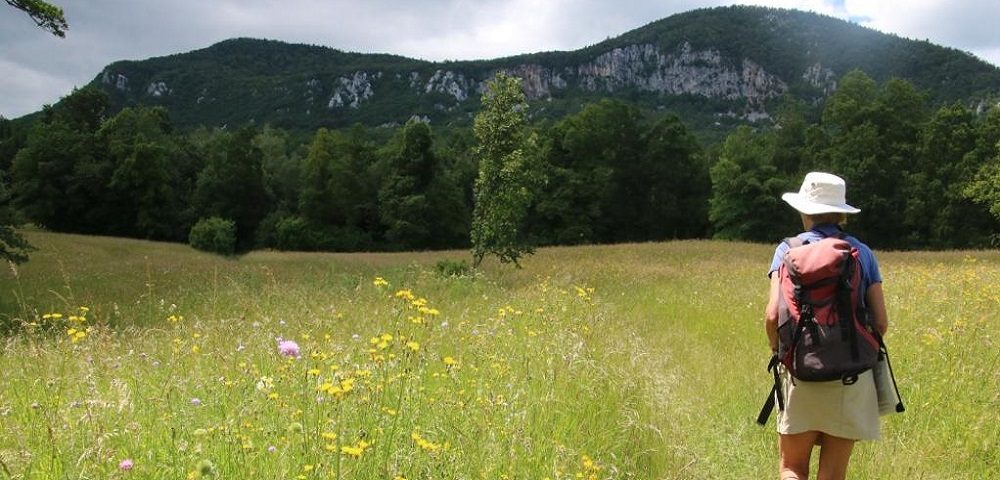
{"left": 1, "top": 231, "right": 997, "bottom": 478}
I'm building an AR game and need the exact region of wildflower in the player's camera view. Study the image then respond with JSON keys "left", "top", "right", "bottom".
{"left": 443, "top": 356, "right": 458, "bottom": 367}
{"left": 278, "top": 340, "right": 300, "bottom": 357}
{"left": 340, "top": 439, "right": 371, "bottom": 458}
{"left": 411, "top": 431, "right": 446, "bottom": 455}
{"left": 373, "top": 277, "right": 389, "bottom": 287}
{"left": 256, "top": 376, "right": 274, "bottom": 392}
{"left": 190, "top": 398, "right": 202, "bottom": 407}
{"left": 268, "top": 445, "right": 277, "bottom": 453}
{"left": 119, "top": 458, "right": 134, "bottom": 471}
{"left": 394, "top": 289, "right": 415, "bottom": 301}
{"left": 406, "top": 341, "right": 420, "bottom": 352}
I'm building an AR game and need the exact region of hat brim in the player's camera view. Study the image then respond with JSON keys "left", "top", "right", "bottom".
{"left": 782, "top": 193, "right": 861, "bottom": 215}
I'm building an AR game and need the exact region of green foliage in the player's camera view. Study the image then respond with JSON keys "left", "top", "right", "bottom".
{"left": 99, "top": 106, "right": 195, "bottom": 240}
{"left": 188, "top": 216, "right": 236, "bottom": 255}
{"left": 192, "top": 127, "right": 271, "bottom": 251}
{"left": 70, "top": 7, "right": 1000, "bottom": 138}
{"left": 710, "top": 72, "right": 1000, "bottom": 248}
{"left": 0, "top": 171, "right": 33, "bottom": 264}
{"left": 434, "top": 258, "right": 471, "bottom": 277}
{"left": 471, "top": 74, "right": 540, "bottom": 267}
{"left": 708, "top": 126, "right": 794, "bottom": 241}
{"left": 5, "top": 0, "right": 68, "bottom": 37}
{"left": 530, "top": 101, "right": 708, "bottom": 244}
{"left": 965, "top": 146, "right": 1000, "bottom": 223}
{"left": 10, "top": 89, "right": 108, "bottom": 233}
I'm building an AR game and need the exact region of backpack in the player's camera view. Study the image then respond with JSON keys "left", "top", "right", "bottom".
{"left": 776, "top": 233, "right": 879, "bottom": 382}
{"left": 757, "top": 232, "right": 901, "bottom": 425}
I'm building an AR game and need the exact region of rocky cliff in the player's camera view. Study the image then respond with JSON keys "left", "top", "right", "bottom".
{"left": 88, "top": 6, "right": 1000, "bottom": 131}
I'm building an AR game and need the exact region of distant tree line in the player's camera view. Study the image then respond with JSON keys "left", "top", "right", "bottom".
{"left": 710, "top": 69, "right": 1000, "bottom": 249}
{"left": 2, "top": 68, "right": 1000, "bottom": 259}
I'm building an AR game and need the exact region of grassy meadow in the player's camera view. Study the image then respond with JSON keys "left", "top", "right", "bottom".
{"left": 1, "top": 231, "right": 997, "bottom": 479}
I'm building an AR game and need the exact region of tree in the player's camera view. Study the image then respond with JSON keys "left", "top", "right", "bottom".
{"left": 905, "top": 103, "right": 994, "bottom": 247}
{"left": 295, "top": 126, "right": 377, "bottom": 250}
{"left": 471, "top": 73, "right": 539, "bottom": 267}
{"left": 6, "top": 0, "right": 67, "bottom": 37}
{"left": 378, "top": 120, "right": 438, "bottom": 250}
{"left": 98, "top": 106, "right": 194, "bottom": 240}
{"left": 0, "top": 170, "right": 33, "bottom": 264}
{"left": 640, "top": 114, "right": 709, "bottom": 239}
{"left": 709, "top": 126, "right": 795, "bottom": 241}
{"left": 192, "top": 127, "right": 271, "bottom": 251}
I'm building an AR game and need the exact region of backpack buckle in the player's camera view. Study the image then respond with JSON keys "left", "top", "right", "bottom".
{"left": 842, "top": 374, "right": 859, "bottom": 385}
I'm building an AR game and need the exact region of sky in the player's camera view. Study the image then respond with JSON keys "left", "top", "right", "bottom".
{"left": 2, "top": 0, "right": 999, "bottom": 119}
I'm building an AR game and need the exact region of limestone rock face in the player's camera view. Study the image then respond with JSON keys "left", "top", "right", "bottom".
{"left": 802, "top": 63, "right": 837, "bottom": 95}
{"left": 102, "top": 70, "right": 130, "bottom": 91}
{"left": 392, "top": 43, "right": 787, "bottom": 108}
{"left": 328, "top": 71, "right": 380, "bottom": 109}
{"left": 146, "top": 81, "right": 170, "bottom": 97}
{"left": 576, "top": 43, "right": 786, "bottom": 104}
{"left": 425, "top": 70, "right": 473, "bottom": 101}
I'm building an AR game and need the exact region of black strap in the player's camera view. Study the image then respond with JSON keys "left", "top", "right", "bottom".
{"left": 876, "top": 333, "right": 906, "bottom": 413}
{"left": 757, "top": 355, "right": 784, "bottom": 425}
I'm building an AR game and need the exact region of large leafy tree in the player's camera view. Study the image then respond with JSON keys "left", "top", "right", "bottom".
{"left": 818, "top": 71, "right": 927, "bottom": 248}
{"left": 294, "top": 126, "right": 377, "bottom": 250}
{"left": 10, "top": 87, "right": 110, "bottom": 233}
{"left": 638, "top": 113, "right": 708, "bottom": 239}
{"left": 192, "top": 127, "right": 271, "bottom": 250}
{"left": 709, "top": 126, "right": 794, "bottom": 241}
{"left": 905, "top": 103, "right": 994, "bottom": 247}
{"left": 471, "top": 73, "right": 540, "bottom": 267}
{"left": 99, "top": 106, "right": 194, "bottom": 240}
{"left": 6, "top": 0, "right": 67, "bottom": 37}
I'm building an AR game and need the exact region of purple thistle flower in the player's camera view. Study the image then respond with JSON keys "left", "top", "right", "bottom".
{"left": 119, "top": 458, "right": 134, "bottom": 471}
{"left": 278, "top": 340, "right": 300, "bottom": 357}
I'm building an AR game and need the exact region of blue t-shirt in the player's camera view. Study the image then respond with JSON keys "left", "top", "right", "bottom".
{"left": 768, "top": 224, "right": 882, "bottom": 302}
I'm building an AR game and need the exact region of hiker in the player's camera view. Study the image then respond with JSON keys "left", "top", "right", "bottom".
{"left": 764, "top": 172, "right": 889, "bottom": 480}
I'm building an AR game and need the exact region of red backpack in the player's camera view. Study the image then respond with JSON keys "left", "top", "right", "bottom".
{"left": 776, "top": 233, "right": 879, "bottom": 382}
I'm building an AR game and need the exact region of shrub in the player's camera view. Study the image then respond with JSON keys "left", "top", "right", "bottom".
{"left": 189, "top": 217, "right": 236, "bottom": 255}
{"left": 435, "top": 258, "right": 471, "bottom": 277}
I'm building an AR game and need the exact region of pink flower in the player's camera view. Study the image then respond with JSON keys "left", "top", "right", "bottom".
{"left": 278, "top": 340, "right": 300, "bottom": 357}
{"left": 119, "top": 458, "right": 134, "bottom": 471}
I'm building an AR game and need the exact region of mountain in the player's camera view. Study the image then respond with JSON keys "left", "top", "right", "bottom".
{"left": 87, "top": 6, "right": 1000, "bottom": 132}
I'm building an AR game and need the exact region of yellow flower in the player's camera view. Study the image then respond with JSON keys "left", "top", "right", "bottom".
{"left": 394, "top": 289, "right": 415, "bottom": 301}
{"left": 373, "top": 276, "right": 389, "bottom": 287}
{"left": 442, "top": 356, "right": 458, "bottom": 367}
{"left": 406, "top": 341, "right": 420, "bottom": 352}
{"left": 340, "top": 439, "right": 371, "bottom": 458}
{"left": 321, "top": 432, "right": 338, "bottom": 441}
{"left": 411, "top": 431, "right": 443, "bottom": 454}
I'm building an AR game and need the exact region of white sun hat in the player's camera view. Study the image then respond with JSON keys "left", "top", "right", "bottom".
{"left": 781, "top": 172, "right": 861, "bottom": 215}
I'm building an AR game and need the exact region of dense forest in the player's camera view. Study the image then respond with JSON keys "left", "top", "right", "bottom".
{"left": 2, "top": 69, "right": 1000, "bottom": 258}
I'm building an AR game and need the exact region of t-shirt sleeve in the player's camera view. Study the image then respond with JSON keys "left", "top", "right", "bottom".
{"left": 861, "top": 247, "right": 883, "bottom": 284}
{"left": 768, "top": 242, "right": 789, "bottom": 278}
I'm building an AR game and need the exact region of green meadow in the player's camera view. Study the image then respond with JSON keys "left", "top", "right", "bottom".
{"left": 1, "top": 231, "right": 997, "bottom": 479}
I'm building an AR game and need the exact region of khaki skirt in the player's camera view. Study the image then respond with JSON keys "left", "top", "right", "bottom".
{"left": 777, "top": 368, "right": 880, "bottom": 440}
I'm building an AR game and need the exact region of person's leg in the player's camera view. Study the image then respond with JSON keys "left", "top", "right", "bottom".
{"left": 779, "top": 431, "right": 820, "bottom": 479}
{"left": 816, "top": 433, "right": 856, "bottom": 480}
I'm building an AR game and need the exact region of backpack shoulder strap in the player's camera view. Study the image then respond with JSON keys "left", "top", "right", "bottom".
{"left": 783, "top": 237, "right": 806, "bottom": 249}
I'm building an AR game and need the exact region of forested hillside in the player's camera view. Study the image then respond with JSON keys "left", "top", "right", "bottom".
{"left": 31, "top": 5, "right": 1000, "bottom": 134}
{"left": 2, "top": 6, "right": 1000, "bottom": 259}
